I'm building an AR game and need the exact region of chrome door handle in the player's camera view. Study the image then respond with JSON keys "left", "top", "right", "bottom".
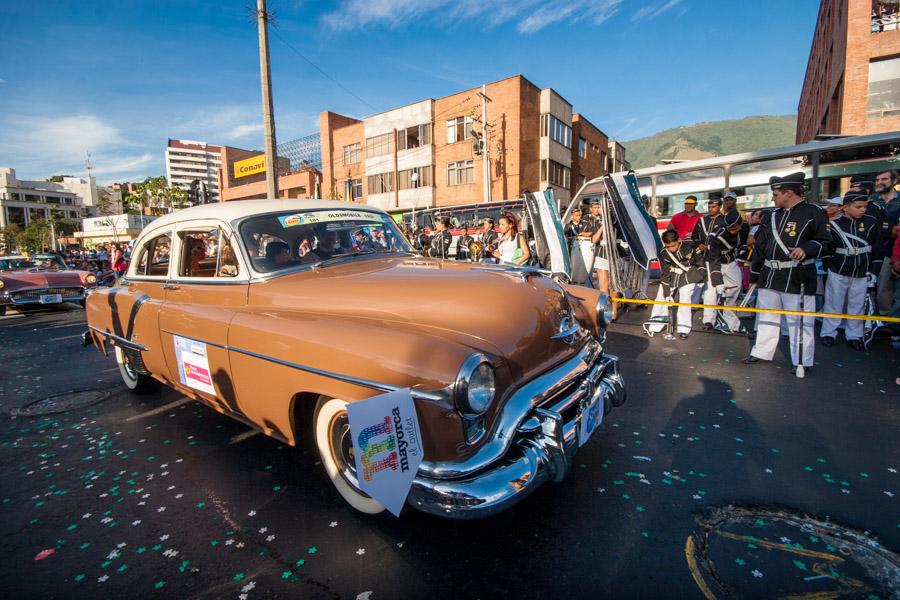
{"left": 162, "top": 284, "right": 180, "bottom": 290}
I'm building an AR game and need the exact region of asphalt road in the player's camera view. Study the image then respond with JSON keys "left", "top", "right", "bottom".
{"left": 0, "top": 301, "right": 898, "bottom": 599}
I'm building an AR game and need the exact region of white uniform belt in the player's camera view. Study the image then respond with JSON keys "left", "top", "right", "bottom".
{"left": 764, "top": 258, "right": 815, "bottom": 269}
{"left": 835, "top": 245, "right": 871, "bottom": 256}
{"left": 670, "top": 267, "right": 685, "bottom": 274}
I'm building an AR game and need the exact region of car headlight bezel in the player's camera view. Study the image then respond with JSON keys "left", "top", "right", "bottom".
{"left": 0, "top": 279, "right": 4, "bottom": 290}
{"left": 86, "top": 274, "right": 97, "bottom": 285}
{"left": 454, "top": 353, "right": 495, "bottom": 418}
{"left": 595, "top": 292, "right": 611, "bottom": 341}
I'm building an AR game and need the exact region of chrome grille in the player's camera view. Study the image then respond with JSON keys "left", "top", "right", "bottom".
{"left": 11, "top": 287, "right": 84, "bottom": 302}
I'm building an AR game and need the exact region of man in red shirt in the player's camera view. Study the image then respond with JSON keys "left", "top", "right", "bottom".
{"left": 668, "top": 195, "right": 702, "bottom": 240}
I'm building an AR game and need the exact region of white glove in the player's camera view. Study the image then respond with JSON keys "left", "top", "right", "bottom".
{"left": 866, "top": 272, "right": 877, "bottom": 287}
{"left": 715, "top": 284, "right": 726, "bottom": 296}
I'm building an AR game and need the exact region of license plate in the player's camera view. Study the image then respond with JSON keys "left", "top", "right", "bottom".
{"left": 39, "top": 294, "right": 62, "bottom": 304}
{"left": 578, "top": 391, "right": 604, "bottom": 447}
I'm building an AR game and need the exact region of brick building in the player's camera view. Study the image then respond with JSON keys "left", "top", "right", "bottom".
{"left": 216, "top": 146, "right": 319, "bottom": 202}
{"left": 797, "top": 0, "right": 900, "bottom": 143}
{"left": 319, "top": 75, "right": 612, "bottom": 211}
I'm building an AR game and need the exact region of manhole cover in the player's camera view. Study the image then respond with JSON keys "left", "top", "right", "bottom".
{"left": 11, "top": 390, "right": 111, "bottom": 417}
{"left": 686, "top": 505, "right": 900, "bottom": 599}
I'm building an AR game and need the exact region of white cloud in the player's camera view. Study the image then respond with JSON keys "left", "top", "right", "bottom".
{"left": 631, "top": 0, "right": 683, "bottom": 22}
{"left": 0, "top": 114, "right": 160, "bottom": 184}
{"left": 0, "top": 78, "right": 6, "bottom": 84}
{"left": 322, "top": 0, "right": 624, "bottom": 33}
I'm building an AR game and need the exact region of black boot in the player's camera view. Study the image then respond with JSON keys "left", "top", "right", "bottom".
{"left": 821, "top": 336, "right": 835, "bottom": 347}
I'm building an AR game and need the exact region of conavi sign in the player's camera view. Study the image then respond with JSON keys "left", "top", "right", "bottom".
{"left": 233, "top": 154, "right": 266, "bottom": 179}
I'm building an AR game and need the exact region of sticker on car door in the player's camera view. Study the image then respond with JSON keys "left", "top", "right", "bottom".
{"left": 173, "top": 335, "right": 216, "bottom": 395}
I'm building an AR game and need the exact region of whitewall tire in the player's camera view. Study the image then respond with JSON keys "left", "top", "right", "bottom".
{"left": 313, "top": 397, "right": 387, "bottom": 515}
{"left": 115, "top": 346, "right": 158, "bottom": 394}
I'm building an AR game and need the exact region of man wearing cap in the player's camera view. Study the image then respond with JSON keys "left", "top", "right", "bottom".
{"left": 565, "top": 207, "right": 591, "bottom": 282}
{"left": 722, "top": 191, "right": 747, "bottom": 221}
{"left": 668, "top": 195, "right": 702, "bottom": 240}
{"left": 427, "top": 216, "right": 453, "bottom": 259}
{"left": 744, "top": 172, "right": 832, "bottom": 373}
{"left": 820, "top": 191, "right": 881, "bottom": 350}
{"left": 824, "top": 196, "right": 844, "bottom": 220}
{"left": 692, "top": 196, "right": 724, "bottom": 329}
{"left": 704, "top": 209, "right": 749, "bottom": 334}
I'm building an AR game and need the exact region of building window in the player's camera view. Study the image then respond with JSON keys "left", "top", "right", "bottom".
{"left": 399, "top": 166, "right": 433, "bottom": 190}
{"left": 447, "top": 160, "right": 475, "bottom": 186}
{"left": 345, "top": 178, "right": 363, "bottom": 200}
{"left": 872, "top": 2, "right": 900, "bottom": 33}
{"left": 365, "top": 133, "right": 392, "bottom": 158}
{"left": 366, "top": 172, "right": 394, "bottom": 195}
{"left": 540, "top": 114, "right": 572, "bottom": 148}
{"left": 397, "top": 124, "right": 432, "bottom": 151}
{"left": 600, "top": 151, "right": 608, "bottom": 170}
{"left": 342, "top": 143, "right": 360, "bottom": 165}
{"left": 542, "top": 159, "right": 571, "bottom": 189}
{"left": 868, "top": 56, "right": 900, "bottom": 118}
{"left": 446, "top": 116, "right": 474, "bottom": 144}
{"left": 576, "top": 175, "right": 586, "bottom": 191}
{"left": 6, "top": 206, "right": 26, "bottom": 227}
{"left": 579, "top": 138, "right": 587, "bottom": 159}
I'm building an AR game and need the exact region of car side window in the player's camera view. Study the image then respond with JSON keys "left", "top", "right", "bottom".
{"left": 178, "top": 229, "right": 240, "bottom": 279}
{"left": 133, "top": 232, "right": 172, "bottom": 277}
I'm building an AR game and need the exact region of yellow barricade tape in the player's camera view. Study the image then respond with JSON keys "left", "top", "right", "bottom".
{"left": 612, "top": 297, "right": 900, "bottom": 323}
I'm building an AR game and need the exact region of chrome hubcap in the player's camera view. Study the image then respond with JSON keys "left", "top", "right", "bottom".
{"left": 328, "top": 411, "right": 366, "bottom": 494}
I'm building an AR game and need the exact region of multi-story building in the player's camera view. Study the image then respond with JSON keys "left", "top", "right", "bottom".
{"left": 319, "top": 75, "right": 611, "bottom": 211}
{"left": 797, "top": 0, "right": 900, "bottom": 142}
{"left": 571, "top": 115, "right": 610, "bottom": 195}
{"left": 607, "top": 140, "right": 631, "bottom": 173}
{"left": 165, "top": 139, "right": 222, "bottom": 203}
{"left": 0, "top": 167, "right": 82, "bottom": 228}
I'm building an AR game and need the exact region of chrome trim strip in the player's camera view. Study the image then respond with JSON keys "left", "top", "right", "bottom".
{"left": 158, "top": 329, "right": 446, "bottom": 403}
{"left": 88, "top": 326, "right": 149, "bottom": 352}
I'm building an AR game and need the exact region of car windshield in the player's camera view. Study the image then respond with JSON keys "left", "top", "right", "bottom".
{"left": 0, "top": 254, "right": 68, "bottom": 271}
{"left": 239, "top": 208, "right": 413, "bottom": 273}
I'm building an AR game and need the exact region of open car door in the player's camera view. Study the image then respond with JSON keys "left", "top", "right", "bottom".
{"left": 523, "top": 189, "right": 571, "bottom": 279}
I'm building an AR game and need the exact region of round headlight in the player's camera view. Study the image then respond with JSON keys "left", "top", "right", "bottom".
{"left": 86, "top": 274, "right": 97, "bottom": 284}
{"left": 0, "top": 279, "right": 5, "bottom": 290}
{"left": 455, "top": 355, "right": 495, "bottom": 417}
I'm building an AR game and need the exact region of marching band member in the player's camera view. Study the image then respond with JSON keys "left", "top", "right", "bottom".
{"left": 705, "top": 209, "right": 749, "bottom": 334}
{"left": 744, "top": 172, "right": 832, "bottom": 373}
{"left": 588, "top": 198, "right": 618, "bottom": 318}
{"left": 565, "top": 206, "right": 592, "bottom": 284}
{"left": 479, "top": 217, "right": 499, "bottom": 263}
{"left": 693, "top": 196, "right": 725, "bottom": 327}
{"left": 820, "top": 190, "right": 881, "bottom": 350}
{"left": 428, "top": 216, "right": 453, "bottom": 259}
{"left": 657, "top": 229, "right": 704, "bottom": 339}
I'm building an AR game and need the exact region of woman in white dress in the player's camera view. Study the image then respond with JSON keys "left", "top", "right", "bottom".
{"left": 491, "top": 212, "right": 531, "bottom": 265}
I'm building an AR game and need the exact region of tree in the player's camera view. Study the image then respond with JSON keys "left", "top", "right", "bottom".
{"left": 16, "top": 220, "right": 52, "bottom": 252}
{"left": 46, "top": 174, "right": 74, "bottom": 183}
{"left": 0, "top": 224, "right": 22, "bottom": 251}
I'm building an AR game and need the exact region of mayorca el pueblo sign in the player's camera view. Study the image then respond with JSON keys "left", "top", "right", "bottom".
{"left": 346, "top": 389, "right": 424, "bottom": 516}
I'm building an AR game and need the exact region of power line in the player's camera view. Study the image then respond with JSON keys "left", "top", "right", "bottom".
{"left": 269, "top": 27, "right": 378, "bottom": 113}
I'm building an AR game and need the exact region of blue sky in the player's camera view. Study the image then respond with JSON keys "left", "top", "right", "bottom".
{"left": 0, "top": 0, "right": 819, "bottom": 184}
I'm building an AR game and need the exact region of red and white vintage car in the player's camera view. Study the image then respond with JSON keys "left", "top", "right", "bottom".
{"left": 0, "top": 253, "right": 98, "bottom": 316}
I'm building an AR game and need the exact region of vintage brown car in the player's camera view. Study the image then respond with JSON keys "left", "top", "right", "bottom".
{"left": 83, "top": 200, "right": 625, "bottom": 518}
{"left": 0, "top": 253, "right": 98, "bottom": 316}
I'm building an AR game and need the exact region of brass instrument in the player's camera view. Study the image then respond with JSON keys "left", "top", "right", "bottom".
{"left": 468, "top": 239, "right": 484, "bottom": 261}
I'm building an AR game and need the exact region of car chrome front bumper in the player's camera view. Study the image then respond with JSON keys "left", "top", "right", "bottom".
{"left": 407, "top": 342, "right": 625, "bottom": 519}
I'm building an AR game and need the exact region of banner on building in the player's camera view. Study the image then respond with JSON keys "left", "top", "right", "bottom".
{"left": 233, "top": 154, "right": 266, "bottom": 179}
{"left": 346, "top": 388, "right": 423, "bottom": 517}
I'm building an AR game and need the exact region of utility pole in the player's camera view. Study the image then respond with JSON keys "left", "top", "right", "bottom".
{"left": 256, "top": 0, "right": 279, "bottom": 199}
{"left": 477, "top": 84, "right": 492, "bottom": 203}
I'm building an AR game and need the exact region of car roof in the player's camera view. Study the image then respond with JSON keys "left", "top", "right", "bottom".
{"left": 146, "top": 199, "right": 386, "bottom": 232}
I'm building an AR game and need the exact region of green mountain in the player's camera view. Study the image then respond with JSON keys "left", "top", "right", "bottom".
{"left": 623, "top": 115, "right": 797, "bottom": 169}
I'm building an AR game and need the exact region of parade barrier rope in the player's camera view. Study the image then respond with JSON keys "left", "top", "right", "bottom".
{"left": 612, "top": 296, "right": 900, "bottom": 323}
